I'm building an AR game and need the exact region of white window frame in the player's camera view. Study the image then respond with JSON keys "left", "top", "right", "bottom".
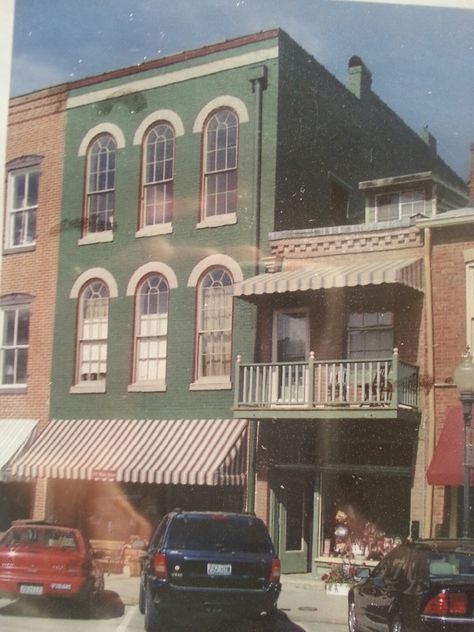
{"left": 130, "top": 274, "right": 169, "bottom": 391}
{"left": 81, "top": 135, "right": 116, "bottom": 243}
{"left": 201, "top": 109, "right": 238, "bottom": 225}
{"left": 0, "top": 301, "right": 30, "bottom": 390}
{"left": 191, "top": 267, "right": 233, "bottom": 390}
{"left": 375, "top": 189, "right": 426, "bottom": 222}
{"left": 347, "top": 311, "right": 394, "bottom": 360}
{"left": 72, "top": 280, "right": 109, "bottom": 393}
{"left": 5, "top": 166, "right": 39, "bottom": 250}
{"left": 138, "top": 124, "right": 174, "bottom": 236}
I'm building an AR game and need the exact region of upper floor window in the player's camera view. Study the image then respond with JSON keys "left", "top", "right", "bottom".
{"left": 5, "top": 167, "right": 39, "bottom": 249}
{"left": 0, "top": 297, "right": 30, "bottom": 387}
{"left": 196, "top": 268, "right": 233, "bottom": 381}
{"left": 202, "top": 110, "right": 238, "bottom": 220}
{"left": 376, "top": 189, "right": 425, "bottom": 222}
{"left": 76, "top": 280, "right": 109, "bottom": 385}
{"left": 141, "top": 124, "right": 174, "bottom": 228}
{"left": 133, "top": 274, "right": 169, "bottom": 386}
{"left": 347, "top": 312, "right": 394, "bottom": 359}
{"left": 84, "top": 135, "right": 116, "bottom": 235}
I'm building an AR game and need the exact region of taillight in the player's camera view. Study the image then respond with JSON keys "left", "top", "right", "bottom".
{"left": 269, "top": 558, "right": 281, "bottom": 583}
{"left": 423, "top": 591, "right": 468, "bottom": 616}
{"left": 152, "top": 552, "right": 168, "bottom": 578}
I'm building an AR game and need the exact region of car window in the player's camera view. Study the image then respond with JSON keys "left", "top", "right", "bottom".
{"left": 150, "top": 516, "right": 169, "bottom": 549}
{"left": 167, "top": 516, "right": 273, "bottom": 553}
{"left": 2, "top": 527, "right": 78, "bottom": 550}
{"left": 429, "top": 551, "right": 474, "bottom": 577}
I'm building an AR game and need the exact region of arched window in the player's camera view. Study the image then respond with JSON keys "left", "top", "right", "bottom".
{"left": 141, "top": 123, "right": 174, "bottom": 228}
{"left": 196, "top": 268, "right": 233, "bottom": 380}
{"left": 202, "top": 110, "right": 238, "bottom": 219}
{"left": 84, "top": 135, "right": 116, "bottom": 235}
{"left": 133, "top": 274, "right": 169, "bottom": 385}
{"left": 76, "top": 280, "right": 109, "bottom": 384}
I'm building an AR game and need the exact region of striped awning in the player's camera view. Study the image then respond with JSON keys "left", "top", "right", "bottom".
{"left": 0, "top": 419, "right": 38, "bottom": 482}
{"left": 11, "top": 418, "right": 248, "bottom": 486}
{"left": 234, "top": 257, "right": 423, "bottom": 297}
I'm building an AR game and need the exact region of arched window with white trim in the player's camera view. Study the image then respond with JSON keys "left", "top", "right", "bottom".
{"left": 202, "top": 109, "right": 238, "bottom": 220}
{"left": 133, "top": 274, "right": 169, "bottom": 386}
{"left": 84, "top": 134, "right": 116, "bottom": 235}
{"left": 141, "top": 123, "right": 175, "bottom": 228}
{"left": 195, "top": 267, "right": 233, "bottom": 380}
{"left": 76, "top": 280, "right": 109, "bottom": 384}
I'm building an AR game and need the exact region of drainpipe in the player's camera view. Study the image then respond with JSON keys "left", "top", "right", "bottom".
{"left": 423, "top": 226, "right": 436, "bottom": 537}
{"left": 245, "top": 67, "right": 267, "bottom": 515}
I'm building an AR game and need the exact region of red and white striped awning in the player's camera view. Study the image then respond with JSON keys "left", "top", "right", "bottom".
{"left": 11, "top": 418, "right": 248, "bottom": 486}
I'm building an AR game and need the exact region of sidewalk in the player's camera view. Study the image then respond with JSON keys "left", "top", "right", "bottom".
{"left": 105, "top": 571, "right": 347, "bottom": 625}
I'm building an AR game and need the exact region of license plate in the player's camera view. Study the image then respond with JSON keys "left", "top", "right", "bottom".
{"left": 207, "top": 563, "right": 232, "bottom": 576}
{"left": 20, "top": 584, "right": 43, "bottom": 595}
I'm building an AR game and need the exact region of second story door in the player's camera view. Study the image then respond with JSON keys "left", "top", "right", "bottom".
{"left": 273, "top": 310, "right": 309, "bottom": 403}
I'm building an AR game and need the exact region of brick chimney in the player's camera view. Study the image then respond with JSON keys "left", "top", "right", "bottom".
{"left": 347, "top": 56, "right": 372, "bottom": 99}
{"left": 470, "top": 142, "right": 474, "bottom": 201}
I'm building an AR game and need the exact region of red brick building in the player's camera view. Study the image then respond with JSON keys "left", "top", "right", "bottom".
{"left": 0, "top": 86, "right": 66, "bottom": 526}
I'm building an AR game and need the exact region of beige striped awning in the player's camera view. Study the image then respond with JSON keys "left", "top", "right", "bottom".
{"left": 0, "top": 419, "right": 38, "bottom": 482}
{"left": 234, "top": 257, "right": 423, "bottom": 298}
{"left": 11, "top": 418, "right": 247, "bottom": 486}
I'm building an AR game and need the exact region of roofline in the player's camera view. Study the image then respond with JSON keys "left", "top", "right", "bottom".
{"left": 416, "top": 208, "right": 474, "bottom": 228}
{"left": 359, "top": 170, "right": 467, "bottom": 199}
{"left": 68, "top": 29, "right": 281, "bottom": 92}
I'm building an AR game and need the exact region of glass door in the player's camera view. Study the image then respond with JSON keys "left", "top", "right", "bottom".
{"left": 273, "top": 310, "right": 309, "bottom": 403}
{"left": 274, "top": 471, "right": 313, "bottom": 573}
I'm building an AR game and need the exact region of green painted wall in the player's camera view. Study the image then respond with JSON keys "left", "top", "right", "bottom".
{"left": 51, "top": 35, "right": 280, "bottom": 420}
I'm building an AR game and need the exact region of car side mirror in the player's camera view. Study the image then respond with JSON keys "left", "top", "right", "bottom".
{"left": 355, "top": 567, "right": 371, "bottom": 582}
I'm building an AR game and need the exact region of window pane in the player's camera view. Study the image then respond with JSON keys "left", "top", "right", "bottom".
{"left": 17, "top": 309, "right": 29, "bottom": 345}
{"left": 1, "top": 349, "right": 15, "bottom": 384}
{"left": 27, "top": 171, "right": 39, "bottom": 207}
{"left": 13, "top": 174, "right": 26, "bottom": 209}
{"left": 3, "top": 310, "right": 16, "bottom": 346}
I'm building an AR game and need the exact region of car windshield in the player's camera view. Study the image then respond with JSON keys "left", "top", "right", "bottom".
{"left": 1, "top": 527, "right": 78, "bottom": 550}
{"left": 429, "top": 551, "right": 474, "bottom": 577}
{"left": 167, "top": 517, "right": 273, "bottom": 553}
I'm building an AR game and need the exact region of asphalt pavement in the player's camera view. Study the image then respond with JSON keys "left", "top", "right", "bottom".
{"left": 105, "top": 570, "right": 348, "bottom": 628}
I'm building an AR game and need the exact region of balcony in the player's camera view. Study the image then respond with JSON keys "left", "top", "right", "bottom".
{"left": 233, "top": 349, "right": 419, "bottom": 421}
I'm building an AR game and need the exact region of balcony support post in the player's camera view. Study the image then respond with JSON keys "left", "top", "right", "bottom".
{"left": 308, "top": 351, "right": 315, "bottom": 408}
{"left": 234, "top": 354, "right": 241, "bottom": 408}
{"left": 391, "top": 347, "right": 399, "bottom": 405}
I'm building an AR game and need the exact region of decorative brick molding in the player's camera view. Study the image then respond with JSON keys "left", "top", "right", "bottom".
{"left": 270, "top": 225, "right": 422, "bottom": 259}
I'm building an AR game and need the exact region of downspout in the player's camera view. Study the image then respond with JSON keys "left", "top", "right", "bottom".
{"left": 423, "top": 225, "right": 436, "bottom": 537}
{"left": 245, "top": 67, "right": 267, "bottom": 514}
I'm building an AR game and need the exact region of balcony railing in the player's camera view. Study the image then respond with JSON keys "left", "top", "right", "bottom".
{"left": 234, "top": 348, "right": 418, "bottom": 411}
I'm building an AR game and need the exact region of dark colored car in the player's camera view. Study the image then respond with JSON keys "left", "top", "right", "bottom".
{"left": 0, "top": 521, "right": 104, "bottom": 613}
{"left": 139, "top": 510, "right": 281, "bottom": 631}
{"left": 348, "top": 539, "right": 474, "bottom": 631}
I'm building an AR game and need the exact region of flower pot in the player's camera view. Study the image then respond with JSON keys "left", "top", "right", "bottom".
{"left": 326, "top": 582, "right": 351, "bottom": 596}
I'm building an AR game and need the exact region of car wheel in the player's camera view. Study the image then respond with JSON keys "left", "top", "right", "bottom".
{"left": 348, "top": 600, "right": 360, "bottom": 632}
{"left": 390, "top": 615, "right": 407, "bottom": 632}
{"left": 138, "top": 581, "right": 146, "bottom": 615}
{"left": 144, "top": 585, "right": 163, "bottom": 632}
{"left": 259, "top": 607, "right": 279, "bottom": 629}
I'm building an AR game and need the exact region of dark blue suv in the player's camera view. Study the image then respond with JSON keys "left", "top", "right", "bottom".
{"left": 139, "top": 511, "right": 281, "bottom": 631}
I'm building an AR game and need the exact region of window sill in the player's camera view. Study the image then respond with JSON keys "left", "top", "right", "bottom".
{"left": 78, "top": 231, "right": 113, "bottom": 246}
{"left": 135, "top": 223, "right": 173, "bottom": 238}
{"left": 3, "top": 244, "right": 36, "bottom": 255}
{"left": 196, "top": 213, "right": 237, "bottom": 229}
{"left": 0, "top": 385, "right": 27, "bottom": 394}
{"left": 128, "top": 382, "right": 166, "bottom": 392}
{"left": 70, "top": 382, "right": 106, "bottom": 394}
{"left": 189, "top": 378, "right": 232, "bottom": 391}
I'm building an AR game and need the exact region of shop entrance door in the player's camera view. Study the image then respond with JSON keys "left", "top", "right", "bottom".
{"left": 275, "top": 471, "right": 313, "bottom": 573}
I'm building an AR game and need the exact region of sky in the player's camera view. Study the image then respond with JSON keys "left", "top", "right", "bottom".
{"left": 8, "top": 0, "right": 474, "bottom": 181}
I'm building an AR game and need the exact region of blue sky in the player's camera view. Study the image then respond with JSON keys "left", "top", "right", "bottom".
{"left": 10, "top": 0, "right": 474, "bottom": 180}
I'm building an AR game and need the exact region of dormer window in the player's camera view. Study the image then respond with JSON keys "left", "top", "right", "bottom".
{"left": 376, "top": 189, "right": 426, "bottom": 222}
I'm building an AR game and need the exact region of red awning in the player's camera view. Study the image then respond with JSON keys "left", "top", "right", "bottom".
{"left": 426, "top": 406, "right": 474, "bottom": 486}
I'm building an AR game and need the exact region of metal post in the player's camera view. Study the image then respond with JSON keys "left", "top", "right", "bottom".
{"left": 460, "top": 393, "right": 473, "bottom": 538}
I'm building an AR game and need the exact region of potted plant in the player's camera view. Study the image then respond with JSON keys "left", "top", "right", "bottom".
{"left": 321, "top": 562, "right": 357, "bottom": 595}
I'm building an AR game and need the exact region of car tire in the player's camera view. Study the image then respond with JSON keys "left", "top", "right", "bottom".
{"left": 138, "top": 581, "right": 146, "bottom": 615}
{"left": 144, "top": 585, "right": 163, "bottom": 632}
{"left": 348, "top": 600, "right": 360, "bottom": 632}
{"left": 390, "top": 615, "right": 407, "bottom": 632}
{"left": 259, "top": 607, "right": 279, "bottom": 629}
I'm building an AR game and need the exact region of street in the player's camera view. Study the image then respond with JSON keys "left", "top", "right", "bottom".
{"left": 0, "top": 583, "right": 347, "bottom": 632}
